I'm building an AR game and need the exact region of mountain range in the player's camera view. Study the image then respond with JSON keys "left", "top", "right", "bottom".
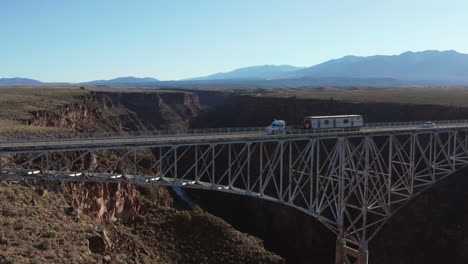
{"left": 0, "top": 78, "right": 43, "bottom": 85}
{"left": 2, "top": 50, "right": 468, "bottom": 86}
{"left": 185, "top": 50, "right": 468, "bottom": 85}
{"left": 186, "top": 65, "right": 305, "bottom": 80}
{"left": 82, "top": 77, "right": 159, "bottom": 85}
{"left": 289, "top": 50, "right": 468, "bottom": 84}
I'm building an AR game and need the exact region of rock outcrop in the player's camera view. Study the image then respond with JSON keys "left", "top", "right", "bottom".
{"left": 95, "top": 91, "right": 206, "bottom": 130}
{"left": 26, "top": 90, "right": 208, "bottom": 224}
{"left": 62, "top": 182, "right": 141, "bottom": 223}
{"left": 29, "top": 93, "right": 147, "bottom": 132}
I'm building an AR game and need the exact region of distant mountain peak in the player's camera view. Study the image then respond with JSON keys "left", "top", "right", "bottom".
{"left": 0, "top": 77, "right": 42, "bottom": 85}
{"left": 186, "top": 65, "right": 305, "bottom": 80}
{"left": 83, "top": 76, "right": 159, "bottom": 85}
{"left": 400, "top": 50, "right": 461, "bottom": 56}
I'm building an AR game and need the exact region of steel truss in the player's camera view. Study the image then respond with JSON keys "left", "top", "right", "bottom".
{"left": 2, "top": 129, "right": 468, "bottom": 264}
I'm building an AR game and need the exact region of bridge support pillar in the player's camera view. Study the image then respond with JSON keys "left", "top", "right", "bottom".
{"left": 359, "top": 248, "right": 369, "bottom": 264}
{"left": 335, "top": 236, "right": 369, "bottom": 264}
{"left": 335, "top": 236, "right": 346, "bottom": 264}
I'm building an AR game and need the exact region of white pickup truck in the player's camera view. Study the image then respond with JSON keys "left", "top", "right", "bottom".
{"left": 265, "top": 120, "right": 286, "bottom": 135}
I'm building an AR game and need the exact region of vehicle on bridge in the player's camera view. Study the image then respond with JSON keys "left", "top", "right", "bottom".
{"left": 303, "top": 115, "right": 364, "bottom": 130}
{"left": 265, "top": 119, "right": 286, "bottom": 135}
{"left": 422, "top": 121, "right": 436, "bottom": 127}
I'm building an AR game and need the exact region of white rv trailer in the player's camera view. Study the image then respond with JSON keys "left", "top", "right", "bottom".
{"left": 303, "top": 115, "right": 364, "bottom": 130}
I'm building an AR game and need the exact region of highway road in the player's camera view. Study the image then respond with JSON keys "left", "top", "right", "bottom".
{"left": 1, "top": 122, "right": 468, "bottom": 150}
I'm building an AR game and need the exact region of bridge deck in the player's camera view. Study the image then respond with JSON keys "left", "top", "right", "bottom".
{"left": 1, "top": 122, "right": 468, "bottom": 151}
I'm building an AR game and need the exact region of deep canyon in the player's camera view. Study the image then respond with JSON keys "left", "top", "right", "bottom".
{"left": 1, "top": 87, "right": 467, "bottom": 263}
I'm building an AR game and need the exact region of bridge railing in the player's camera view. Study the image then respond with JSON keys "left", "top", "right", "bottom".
{"left": 364, "top": 119, "right": 468, "bottom": 127}
{"left": 0, "top": 126, "right": 267, "bottom": 142}
{"left": 2, "top": 119, "right": 468, "bottom": 143}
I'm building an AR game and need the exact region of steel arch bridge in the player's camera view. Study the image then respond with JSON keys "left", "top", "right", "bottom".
{"left": 2, "top": 120, "right": 468, "bottom": 264}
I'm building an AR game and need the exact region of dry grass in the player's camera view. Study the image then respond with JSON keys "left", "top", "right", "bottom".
{"left": 0, "top": 87, "right": 88, "bottom": 135}
{"left": 0, "top": 120, "right": 70, "bottom": 136}
{"left": 0, "top": 87, "right": 88, "bottom": 119}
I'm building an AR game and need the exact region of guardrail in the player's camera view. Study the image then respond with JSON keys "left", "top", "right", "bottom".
{"left": 0, "top": 127, "right": 266, "bottom": 142}
{"left": 2, "top": 119, "right": 468, "bottom": 145}
{"left": 364, "top": 119, "right": 468, "bottom": 127}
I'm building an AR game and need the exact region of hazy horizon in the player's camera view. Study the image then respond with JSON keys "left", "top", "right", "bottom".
{"left": 2, "top": 0, "right": 468, "bottom": 82}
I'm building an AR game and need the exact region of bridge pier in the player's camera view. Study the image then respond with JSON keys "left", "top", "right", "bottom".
{"left": 335, "top": 237, "right": 346, "bottom": 264}
{"left": 335, "top": 236, "right": 369, "bottom": 264}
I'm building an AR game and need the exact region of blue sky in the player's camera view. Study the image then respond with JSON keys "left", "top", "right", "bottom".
{"left": 1, "top": 0, "right": 467, "bottom": 82}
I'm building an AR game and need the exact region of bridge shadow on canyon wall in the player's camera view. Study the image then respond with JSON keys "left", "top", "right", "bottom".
{"left": 185, "top": 166, "right": 467, "bottom": 264}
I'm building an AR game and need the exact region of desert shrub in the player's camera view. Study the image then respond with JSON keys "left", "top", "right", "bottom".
{"left": 137, "top": 185, "right": 159, "bottom": 201}
{"left": 43, "top": 231, "right": 57, "bottom": 238}
{"left": 37, "top": 239, "right": 54, "bottom": 250}
{"left": 0, "top": 232, "right": 8, "bottom": 246}
{"left": 17, "top": 231, "right": 31, "bottom": 241}
{"left": 181, "top": 211, "right": 192, "bottom": 223}
{"left": 115, "top": 254, "right": 129, "bottom": 264}
{"left": 136, "top": 193, "right": 144, "bottom": 204}
{"left": 192, "top": 205, "right": 204, "bottom": 214}
{"left": 13, "top": 219, "right": 25, "bottom": 230}
{"left": 25, "top": 245, "right": 35, "bottom": 257}
{"left": 139, "top": 253, "right": 152, "bottom": 264}
{"left": 2, "top": 206, "right": 17, "bottom": 217}
{"left": 24, "top": 207, "right": 36, "bottom": 217}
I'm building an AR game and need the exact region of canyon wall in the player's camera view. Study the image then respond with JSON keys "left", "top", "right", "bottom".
{"left": 192, "top": 95, "right": 468, "bottom": 128}
{"left": 95, "top": 91, "right": 206, "bottom": 130}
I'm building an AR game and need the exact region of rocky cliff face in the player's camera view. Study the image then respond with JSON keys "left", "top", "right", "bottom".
{"left": 26, "top": 90, "right": 206, "bottom": 224}
{"left": 29, "top": 91, "right": 206, "bottom": 132}
{"left": 95, "top": 91, "right": 206, "bottom": 130}
{"left": 29, "top": 93, "right": 147, "bottom": 132}
{"left": 62, "top": 182, "right": 141, "bottom": 223}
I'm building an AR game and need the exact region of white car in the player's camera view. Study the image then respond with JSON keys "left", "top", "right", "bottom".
{"left": 422, "top": 122, "right": 435, "bottom": 127}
